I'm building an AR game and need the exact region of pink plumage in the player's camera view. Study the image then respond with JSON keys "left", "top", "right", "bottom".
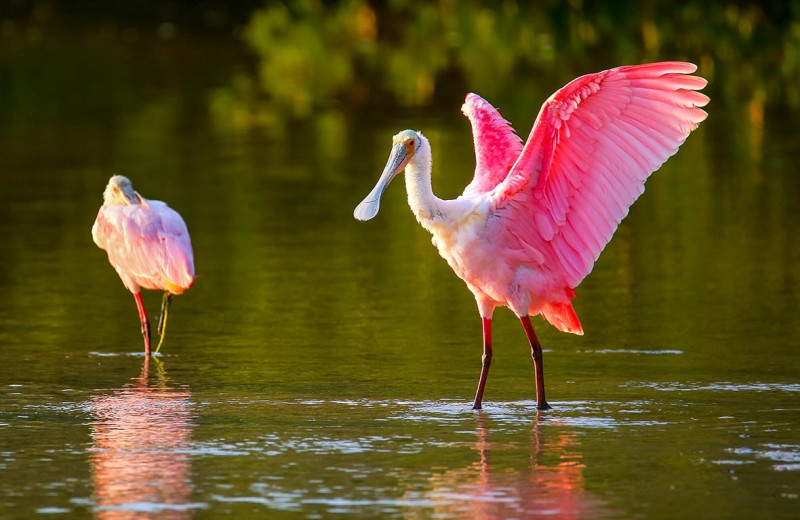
{"left": 93, "top": 201, "right": 194, "bottom": 295}
{"left": 461, "top": 93, "right": 523, "bottom": 197}
{"left": 467, "top": 62, "right": 708, "bottom": 334}
{"left": 356, "top": 61, "right": 708, "bottom": 409}
{"left": 92, "top": 176, "right": 194, "bottom": 355}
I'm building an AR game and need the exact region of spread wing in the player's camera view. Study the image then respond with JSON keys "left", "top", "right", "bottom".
{"left": 460, "top": 93, "right": 524, "bottom": 198}
{"left": 490, "top": 62, "right": 709, "bottom": 289}
{"left": 93, "top": 200, "right": 195, "bottom": 293}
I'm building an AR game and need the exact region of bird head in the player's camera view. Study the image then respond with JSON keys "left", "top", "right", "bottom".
{"left": 354, "top": 129, "right": 422, "bottom": 221}
{"left": 103, "top": 175, "right": 143, "bottom": 206}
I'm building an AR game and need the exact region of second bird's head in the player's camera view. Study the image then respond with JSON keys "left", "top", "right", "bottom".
{"left": 354, "top": 129, "right": 426, "bottom": 222}
{"left": 103, "top": 175, "right": 143, "bottom": 206}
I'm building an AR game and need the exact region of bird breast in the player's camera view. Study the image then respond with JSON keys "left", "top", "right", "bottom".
{"left": 427, "top": 201, "right": 509, "bottom": 300}
{"left": 426, "top": 198, "right": 551, "bottom": 311}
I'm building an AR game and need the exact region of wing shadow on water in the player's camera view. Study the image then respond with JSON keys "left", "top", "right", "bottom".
{"left": 87, "top": 357, "right": 197, "bottom": 519}
{"left": 418, "top": 413, "right": 608, "bottom": 519}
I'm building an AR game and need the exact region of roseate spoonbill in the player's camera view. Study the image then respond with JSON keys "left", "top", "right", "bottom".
{"left": 92, "top": 175, "right": 195, "bottom": 356}
{"left": 354, "top": 62, "right": 708, "bottom": 410}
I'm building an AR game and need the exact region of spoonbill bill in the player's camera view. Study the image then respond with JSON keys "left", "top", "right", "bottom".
{"left": 354, "top": 62, "right": 708, "bottom": 410}
{"left": 92, "top": 176, "right": 195, "bottom": 356}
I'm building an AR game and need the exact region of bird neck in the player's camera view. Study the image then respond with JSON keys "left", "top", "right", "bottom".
{"left": 404, "top": 138, "right": 446, "bottom": 227}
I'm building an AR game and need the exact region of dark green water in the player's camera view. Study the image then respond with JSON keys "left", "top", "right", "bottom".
{"left": 1, "top": 19, "right": 799, "bottom": 520}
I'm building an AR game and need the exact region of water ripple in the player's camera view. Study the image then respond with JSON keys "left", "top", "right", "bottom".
{"left": 626, "top": 381, "right": 800, "bottom": 393}
{"left": 579, "top": 349, "right": 684, "bottom": 355}
{"left": 725, "top": 444, "right": 800, "bottom": 471}
{"left": 94, "top": 502, "right": 208, "bottom": 513}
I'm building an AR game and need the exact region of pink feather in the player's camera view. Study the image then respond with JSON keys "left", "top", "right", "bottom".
{"left": 93, "top": 200, "right": 195, "bottom": 295}
{"left": 461, "top": 93, "right": 524, "bottom": 198}
{"left": 478, "top": 62, "right": 708, "bottom": 333}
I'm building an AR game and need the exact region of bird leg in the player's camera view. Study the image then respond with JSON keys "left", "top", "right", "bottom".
{"left": 520, "top": 316, "right": 551, "bottom": 410}
{"left": 155, "top": 292, "right": 173, "bottom": 355}
{"left": 134, "top": 292, "right": 151, "bottom": 356}
{"left": 472, "top": 317, "right": 493, "bottom": 410}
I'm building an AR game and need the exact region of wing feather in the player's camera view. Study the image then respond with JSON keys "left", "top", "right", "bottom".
{"left": 490, "top": 62, "right": 708, "bottom": 290}
{"left": 460, "top": 93, "right": 524, "bottom": 198}
{"left": 93, "top": 200, "right": 194, "bottom": 293}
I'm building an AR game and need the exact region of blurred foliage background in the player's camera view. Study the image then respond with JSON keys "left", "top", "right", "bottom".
{"left": 2, "top": 0, "right": 800, "bottom": 133}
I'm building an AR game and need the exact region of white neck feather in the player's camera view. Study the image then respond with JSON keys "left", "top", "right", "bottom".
{"left": 404, "top": 136, "right": 446, "bottom": 227}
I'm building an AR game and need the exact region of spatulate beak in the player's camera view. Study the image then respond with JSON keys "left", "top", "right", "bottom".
{"left": 354, "top": 142, "right": 410, "bottom": 221}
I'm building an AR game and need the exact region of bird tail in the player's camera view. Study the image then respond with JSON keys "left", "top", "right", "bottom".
{"left": 540, "top": 301, "right": 584, "bottom": 335}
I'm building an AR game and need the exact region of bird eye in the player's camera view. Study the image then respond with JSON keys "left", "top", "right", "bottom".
{"left": 408, "top": 140, "right": 415, "bottom": 148}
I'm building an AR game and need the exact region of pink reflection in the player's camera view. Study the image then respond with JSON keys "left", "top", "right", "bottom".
{"left": 88, "top": 357, "right": 193, "bottom": 519}
{"left": 421, "top": 415, "right": 604, "bottom": 519}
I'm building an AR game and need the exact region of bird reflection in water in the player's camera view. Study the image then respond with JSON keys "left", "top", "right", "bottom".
{"left": 88, "top": 357, "right": 194, "bottom": 519}
{"left": 420, "top": 414, "right": 603, "bottom": 519}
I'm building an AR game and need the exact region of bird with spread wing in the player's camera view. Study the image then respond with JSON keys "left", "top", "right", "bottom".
{"left": 354, "top": 62, "right": 709, "bottom": 410}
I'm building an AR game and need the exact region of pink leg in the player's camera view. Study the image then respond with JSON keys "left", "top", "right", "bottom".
{"left": 134, "top": 292, "right": 151, "bottom": 356}
{"left": 520, "top": 316, "right": 551, "bottom": 410}
{"left": 472, "top": 317, "right": 492, "bottom": 410}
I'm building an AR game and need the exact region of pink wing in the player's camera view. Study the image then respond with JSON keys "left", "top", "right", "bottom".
{"left": 492, "top": 61, "right": 708, "bottom": 290}
{"left": 93, "top": 200, "right": 195, "bottom": 294}
{"left": 460, "top": 93, "right": 524, "bottom": 198}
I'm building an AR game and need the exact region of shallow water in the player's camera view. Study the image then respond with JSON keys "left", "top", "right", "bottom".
{"left": 1, "top": 22, "right": 799, "bottom": 520}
